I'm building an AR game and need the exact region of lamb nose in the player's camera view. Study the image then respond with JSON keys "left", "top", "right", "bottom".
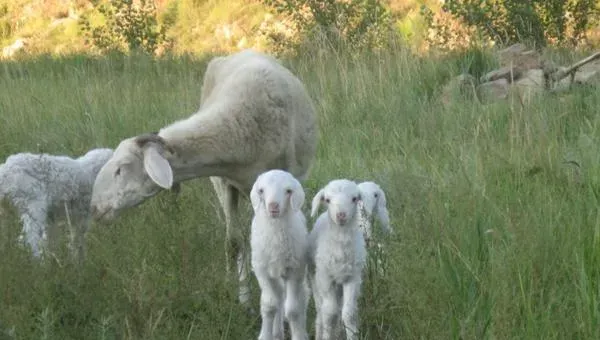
{"left": 268, "top": 202, "right": 280, "bottom": 210}
{"left": 336, "top": 212, "right": 346, "bottom": 219}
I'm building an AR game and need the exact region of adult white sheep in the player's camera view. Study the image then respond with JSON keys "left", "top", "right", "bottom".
{"left": 0, "top": 148, "right": 114, "bottom": 263}
{"left": 250, "top": 169, "right": 309, "bottom": 340}
{"left": 89, "top": 49, "right": 319, "bottom": 306}
{"left": 308, "top": 179, "right": 367, "bottom": 340}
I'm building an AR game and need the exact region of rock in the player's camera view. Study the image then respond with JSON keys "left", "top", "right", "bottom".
{"left": 495, "top": 43, "right": 542, "bottom": 79}
{"left": 480, "top": 66, "right": 523, "bottom": 83}
{"left": 441, "top": 73, "right": 477, "bottom": 104}
{"left": 572, "top": 60, "right": 600, "bottom": 85}
{"left": 512, "top": 69, "right": 546, "bottom": 102}
{"left": 476, "top": 78, "right": 509, "bottom": 103}
{"left": 497, "top": 43, "right": 529, "bottom": 60}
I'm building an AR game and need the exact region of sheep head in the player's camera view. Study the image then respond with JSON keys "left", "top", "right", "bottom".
{"left": 90, "top": 133, "right": 175, "bottom": 222}
{"left": 357, "top": 181, "right": 391, "bottom": 244}
{"left": 250, "top": 169, "right": 305, "bottom": 218}
{"left": 311, "top": 179, "right": 361, "bottom": 226}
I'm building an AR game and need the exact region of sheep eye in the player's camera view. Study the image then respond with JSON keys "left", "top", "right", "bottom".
{"left": 286, "top": 189, "right": 292, "bottom": 194}
{"left": 325, "top": 198, "right": 330, "bottom": 203}
{"left": 374, "top": 193, "right": 378, "bottom": 198}
{"left": 352, "top": 196, "right": 358, "bottom": 203}
{"left": 115, "top": 167, "right": 121, "bottom": 176}
{"left": 258, "top": 188, "right": 264, "bottom": 194}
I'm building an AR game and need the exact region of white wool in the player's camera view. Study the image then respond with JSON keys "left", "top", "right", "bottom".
{"left": 90, "top": 49, "right": 319, "bottom": 306}
{"left": 0, "top": 148, "right": 113, "bottom": 263}
{"left": 357, "top": 181, "right": 392, "bottom": 275}
{"left": 250, "top": 169, "right": 309, "bottom": 340}
{"left": 307, "top": 179, "right": 366, "bottom": 340}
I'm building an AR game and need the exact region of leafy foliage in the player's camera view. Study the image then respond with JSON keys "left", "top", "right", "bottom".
{"left": 80, "top": 0, "right": 173, "bottom": 55}
{"left": 260, "top": 0, "right": 395, "bottom": 53}
{"left": 424, "top": 0, "right": 600, "bottom": 49}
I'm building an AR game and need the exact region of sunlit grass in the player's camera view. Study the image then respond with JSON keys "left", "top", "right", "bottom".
{"left": 1, "top": 44, "right": 600, "bottom": 339}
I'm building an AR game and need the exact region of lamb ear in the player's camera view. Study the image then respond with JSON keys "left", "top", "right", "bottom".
{"left": 290, "top": 185, "right": 305, "bottom": 212}
{"left": 376, "top": 190, "right": 392, "bottom": 233}
{"left": 250, "top": 183, "right": 262, "bottom": 212}
{"left": 143, "top": 146, "right": 173, "bottom": 189}
{"left": 310, "top": 189, "right": 324, "bottom": 218}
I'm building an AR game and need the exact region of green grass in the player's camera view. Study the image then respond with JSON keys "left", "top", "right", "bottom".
{"left": 2, "top": 44, "right": 600, "bottom": 339}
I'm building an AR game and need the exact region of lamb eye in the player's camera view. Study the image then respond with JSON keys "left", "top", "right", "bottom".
{"left": 325, "top": 198, "right": 330, "bottom": 203}
{"left": 258, "top": 188, "right": 264, "bottom": 194}
{"left": 352, "top": 196, "right": 358, "bottom": 203}
{"left": 286, "top": 189, "right": 292, "bottom": 194}
{"left": 374, "top": 193, "right": 378, "bottom": 198}
{"left": 115, "top": 167, "right": 121, "bottom": 176}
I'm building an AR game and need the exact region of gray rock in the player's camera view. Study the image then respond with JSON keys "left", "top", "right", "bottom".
{"left": 476, "top": 78, "right": 509, "bottom": 103}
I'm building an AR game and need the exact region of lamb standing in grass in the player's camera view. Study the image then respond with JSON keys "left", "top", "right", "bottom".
{"left": 0, "top": 148, "right": 114, "bottom": 263}
{"left": 89, "top": 49, "right": 319, "bottom": 306}
{"left": 308, "top": 179, "right": 367, "bottom": 340}
{"left": 250, "top": 169, "right": 309, "bottom": 340}
{"left": 357, "top": 181, "right": 392, "bottom": 275}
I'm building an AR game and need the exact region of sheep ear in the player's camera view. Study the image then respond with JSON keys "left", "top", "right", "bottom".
{"left": 310, "top": 189, "right": 324, "bottom": 218}
{"left": 290, "top": 186, "right": 305, "bottom": 212}
{"left": 376, "top": 190, "right": 392, "bottom": 233}
{"left": 143, "top": 146, "right": 173, "bottom": 189}
{"left": 250, "top": 184, "right": 262, "bottom": 212}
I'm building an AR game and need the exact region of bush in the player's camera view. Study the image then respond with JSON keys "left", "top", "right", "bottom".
{"left": 80, "top": 0, "right": 173, "bottom": 55}
{"left": 425, "top": 0, "right": 600, "bottom": 49}
{"left": 260, "top": 0, "right": 395, "bottom": 54}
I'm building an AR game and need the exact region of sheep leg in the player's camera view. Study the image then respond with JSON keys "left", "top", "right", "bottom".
{"left": 273, "top": 296, "right": 284, "bottom": 340}
{"left": 19, "top": 205, "right": 48, "bottom": 259}
{"left": 316, "top": 275, "right": 340, "bottom": 340}
{"left": 256, "top": 273, "right": 285, "bottom": 340}
{"left": 210, "top": 177, "right": 250, "bottom": 305}
{"left": 67, "top": 216, "right": 89, "bottom": 266}
{"left": 307, "top": 270, "right": 323, "bottom": 340}
{"left": 285, "top": 270, "right": 309, "bottom": 340}
{"left": 341, "top": 279, "right": 362, "bottom": 340}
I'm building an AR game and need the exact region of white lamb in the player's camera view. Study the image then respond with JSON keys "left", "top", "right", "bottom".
{"left": 90, "top": 49, "right": 318, "bottom": 307}
{"left": 357, "top": 181, "right": 392, "bottom": 275}
{"left": 0, "top": 148, "right": 114, "bottom": 263}
{"left": 250, "top": 169, "right": 309, "bottom": 340}
{"left": 308, "top": 179, "right": 367, "bottom": 340}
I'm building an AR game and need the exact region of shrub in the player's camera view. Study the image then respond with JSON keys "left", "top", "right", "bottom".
{"left": 423, "top": 0, "right": 600, "bottom": 49}
{"left": 260, "top": 0, "right": 395, "bottom": 54}
{"left": 80, "top": 0, "right": 173, "bottom": 55}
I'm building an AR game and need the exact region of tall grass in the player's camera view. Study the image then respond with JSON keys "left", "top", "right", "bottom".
{"left": 1, "top": 44, "right": 600, "bottom": 339}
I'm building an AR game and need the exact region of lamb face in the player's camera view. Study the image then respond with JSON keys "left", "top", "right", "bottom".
{"left": 250, "top": 169, "right": 305, "bottom": 218}
{"left": 357, "top": 181, "right": 391, "bottom": 243}
{"left": 90, "top": 134, "right": 174, "bottom": 222}
{"left": 311, "top": 179, "right": 361, "bottom": 226}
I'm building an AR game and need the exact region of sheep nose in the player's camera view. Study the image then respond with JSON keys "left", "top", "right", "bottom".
{"left": 268, "top": 202, "right": 280, "bottom": 211}
{"left": 336, "top": 212, "right": 347, "bottom": 220}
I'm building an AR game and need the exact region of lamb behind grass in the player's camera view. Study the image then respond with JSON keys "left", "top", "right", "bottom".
{"left": 357, "top": 181, "right": 392, "bottom": 275}
{"left": 357, "top": 181, "right": 391, "bottom": 245}
{"left": 0, "top": 148, "right": 114, "bottom": 263}
{"left": 308, "top": 179, "right": 367, "bottom": 340}
{"left": 250, "top": 169, "right": 309, "bottom": 340}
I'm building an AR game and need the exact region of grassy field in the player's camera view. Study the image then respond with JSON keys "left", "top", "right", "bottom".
{"left": 1, "top": 44, "right": 600, "bottom": 339}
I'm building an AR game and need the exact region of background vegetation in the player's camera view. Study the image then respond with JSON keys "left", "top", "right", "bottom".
{"left": 4, "top": 0, "right": 599, "bottom": 59}
{"left": 2, "top": 0, "right": 600, "bottom": 339}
